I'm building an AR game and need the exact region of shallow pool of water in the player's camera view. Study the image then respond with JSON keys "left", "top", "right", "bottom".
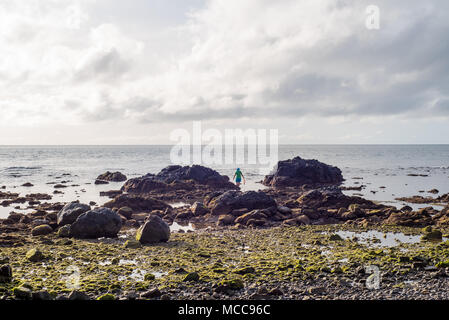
{"left": 334, "top": 230, "right": 426, "bottom": 248}
{"left": 169, "top": 202, "right": 189, "bottom": 208}
{"left": 170, "top": 221, "right": 195, "bottom": 232}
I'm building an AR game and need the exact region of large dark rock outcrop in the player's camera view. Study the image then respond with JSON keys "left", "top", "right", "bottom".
{"left": 206, "top": 190, "right": 277, "bottom": 215}
{"left": 296, "top": 187, "right": 374, "bottom": 210}
{"left": 263, "top": 156, "right": 343, "bottom": 188}
{"left": 96, "top": 171, "right": 127, "bottom": 182}
{"left": 70, "top": 207, "right": 122, "bottom": 239}
{"left": 122, "top": 165, "right": 237, "bottom": 194}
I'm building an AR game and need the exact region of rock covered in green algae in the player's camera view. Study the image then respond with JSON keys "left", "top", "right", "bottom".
{"left": 26, "top": 248, "right": 45, "bottom": 262}
{"left": 234, "top": 267, "right": 255, "bottom": 275}
{"left": 421, "top": 226, "right": 443, "bottom": 241}
{"left": 215, "top": 278, "right": 244, "bottom": 292}
{"left": 136, "top": 214, "right": 170, "bottom": 244}
{"left": 31, "top": 224, "right": 53, "bottom": 236}
{"left": 57, "top": 224, "right": 71, "bottom": 238}
{"left": 12, "top": 285, "right": 33, "bottom": 300}
{"left": 144, "top": 273, "right": 156, "bottom": 281}
{"left": 97, "top": 293, "right": 116, "bottom": 300}
{"left": 329, "top": 234, "right": 343, "bottom": 241}
{"left": 124, "top": 240, "right": 142, "bottom": 249}
{"left": 32, "top": 291, "right": 53, "bottom": 300}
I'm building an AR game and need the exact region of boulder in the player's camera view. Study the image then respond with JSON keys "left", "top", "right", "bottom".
{"left": 96, "top": 171, "right": 127, "bottom": 182}
{"left": 136, "top": 215, "right": 170, "bottom": 244}
{"left": 124, "top": 239, "right": 142, "bottom": 249}
{"left": 57, "top": 225, "right": 71, "bottom": 238}
{"left": 31, "top": 224, "right": 53, "bottom": 236}
{"left": 263, "top": 156, "right": 343, "bottom": 187}
{"left": 70, "top": 207, "right": 122, "bottom": 239}
{"left": 104, "top": 194, "right": 170, "bottom": 213}
{"left": 57, "top": 201, "right": 91, "bottom": 226}
{"left": 13, "top": 286, "right": 33, "bottom": 300}
{"left": 190, "top": 202, "right": 209, "bottom": 216}
{"left": 217, "top": 214, "right": 235, "bottom": 226}
{"left": 421, "top": 227, "right": 443, "bottom": 241}
{"left": 207, "top": 191, "right": 277, "bottom": 216}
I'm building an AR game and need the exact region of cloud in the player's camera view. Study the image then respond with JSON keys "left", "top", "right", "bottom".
{"left": 0, "top": 0, "right": 449, "bottom": 142}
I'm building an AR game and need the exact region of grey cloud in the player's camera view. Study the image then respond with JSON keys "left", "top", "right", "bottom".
{"left": 73, "top": 48, "right": 130, "bottom": 82}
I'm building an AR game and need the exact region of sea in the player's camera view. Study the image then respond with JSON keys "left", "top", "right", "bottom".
{"left": 1, "top": 145, "right": 448, "bottom": 219}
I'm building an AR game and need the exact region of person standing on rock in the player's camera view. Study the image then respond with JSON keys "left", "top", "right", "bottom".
{"left": 233, "top": 168, "right": 246, "bottom": 187}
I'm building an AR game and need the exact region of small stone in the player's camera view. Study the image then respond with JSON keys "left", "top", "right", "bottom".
{"left": 174, "top": 268, "right": 188, "bottom": 274}
{"left": 26, "top": 248, "right": 45, "bottom": 262}
{"left": 144, "top": 273, "right": 156, "bottom": 281}
{"left": 0, "top": 256, "right": 9, "bottom": 264}
{"left": 235, "top": 267, "right": 255, "bottom": 275}
{"left": 217, "top": 214, "right": 235, "bottom": 226}
{"left": 277, "top": 206, "right": 292, "bottom": 215}
{"left": 190, "top": 202, "right": 209, "bottom": 216}
{"left": 117, "top": 207, "right": 133, "bottom": 219}
{"left": 57, "top": 225, "right": 71, "bottom": 238}
{"left": 136, "top": 215, "right": 170, "bottom": 244}
{"left": 329, "top": 234, "right": 343, "bottom": 241}
{"left": 215, "top": 279, "right": 244, "bottom": 292}
{"left": 32, "top": 290, "right": 53, "bottom": 300}
{"left": 31, "top": 224, "right": 53, "bottom": 236}
{"left": 141, "top": 288, "right": 162, "bottom": 299}
{"left": 68, "top": 290, "right": 91, "bottom": 300}
{"left": 124, "top": 240, "right": 142, "bottom": 249}
{"left": 421, "top": 229, "right": 443, "bottom": 241}
{"left": 13, "top": 286, "right": 32, "bottom": 300}
{"left": 308, "top": 286, "right": 325, "bottom": 295}
{"left": 268, "top": 288, "right": 284, "bottom": 296}
{"left": 56, "top": 238, "right": 73, "bottom": 246}
{"left": 183, "top": 272, "right": 200, "bottom": 282}
{"left": 22, "top": 182, "right": 34, "bottom": 187}
{"left": 97, "top": 293, "right": 116, "bottom": 300}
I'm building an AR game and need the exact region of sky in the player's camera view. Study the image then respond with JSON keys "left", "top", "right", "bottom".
{"left": 0, "top": 0, "right": 448, "bottom": 145}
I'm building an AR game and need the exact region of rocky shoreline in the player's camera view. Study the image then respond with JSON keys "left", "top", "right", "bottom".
{"left": 1, "top": 156, "right": 449, "bottom": 300}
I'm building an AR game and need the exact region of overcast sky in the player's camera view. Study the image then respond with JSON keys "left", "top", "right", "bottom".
{"left": 0, "top": 0, "right": 448, "bottom": 145}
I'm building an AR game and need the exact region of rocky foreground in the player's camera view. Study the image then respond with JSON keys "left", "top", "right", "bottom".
{"left": 1, "top": 156, "right": 449, "bottom": 300}
{"left": 2, "top": 225, "right": 449, "bottom": 300}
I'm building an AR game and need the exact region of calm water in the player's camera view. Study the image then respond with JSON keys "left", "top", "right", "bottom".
{"left": 0, "top": 145, "right": 448, "bottom": 218}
